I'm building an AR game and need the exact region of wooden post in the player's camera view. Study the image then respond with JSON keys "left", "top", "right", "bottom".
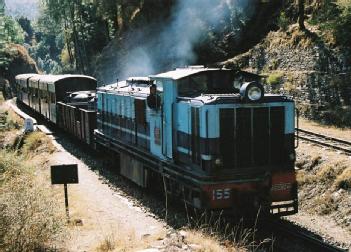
{"left": 64, "top": 183, "right": 70, "bottom": 221}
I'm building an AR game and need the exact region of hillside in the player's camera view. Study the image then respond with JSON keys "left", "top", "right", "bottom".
{"left": 4, "top": 0, "right": 39, "bottom": 20}
{"left": 222, "top": 25, "right": 351, "bottom": 126}
{"left": 93, "top": 0, "right": 282, "bottom": 84}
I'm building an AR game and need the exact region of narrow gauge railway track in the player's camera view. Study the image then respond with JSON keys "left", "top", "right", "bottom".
{"left": 264, "top": 218, "right": 347, "bottom": 252}
{"left": 296, "top": 128, "right": 351, "bottom": 155}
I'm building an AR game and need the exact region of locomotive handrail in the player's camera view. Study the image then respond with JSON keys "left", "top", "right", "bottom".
{"left": 295, "top": 108, "right": 299, "bottom": 149}
{"left": 176, "top": 97, "right": 205, "bottom": 104}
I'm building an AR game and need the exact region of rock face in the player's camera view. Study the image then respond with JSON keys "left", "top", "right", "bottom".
{"left": 222, "top": 26, "right": 351, "bottom": 126}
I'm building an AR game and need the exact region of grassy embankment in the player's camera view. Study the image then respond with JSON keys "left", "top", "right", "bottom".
{"left": 0, "top": 93, "right": 65, "bottom": 251}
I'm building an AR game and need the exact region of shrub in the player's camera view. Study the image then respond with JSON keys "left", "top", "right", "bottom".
{"left": 266, "top": 72, "right": 283, "bottom": 86}
{"left": 313, "top": 193, "right": 337, "bottom": 215}
{"left": 22, "top": 131, "right": 55, "bottom": 155}
{"left": 334, "top": 168, "right": 351, "bottom": 190}
{"left": 296, "top": 170, "right": 316, "bottom": 186}
{"left": 277, "top": 11, "right": 289, "bottom": 31}
{"left": 321, "top": 106, "right": 351, "bottom": 127}
{"left": 316, "top": 164, "right": 338, "bottom": 182}
{"left": 0, "top": 109, "right": 23, "bottom": 130}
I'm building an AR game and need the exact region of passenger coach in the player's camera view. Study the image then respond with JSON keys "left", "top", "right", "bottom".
{"left": 15, "top": 74, "right": 97, "bottom": 123}
{"left": 15, "top": 73, "right": 38, "bottom": 107}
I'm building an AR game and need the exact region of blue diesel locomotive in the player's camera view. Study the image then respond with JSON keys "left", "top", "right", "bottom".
{"left": 94, "top": 67, "right": 298, "bottom": 216}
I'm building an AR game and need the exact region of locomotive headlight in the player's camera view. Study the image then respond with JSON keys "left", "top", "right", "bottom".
{"left": 214, "top": 158, "right": 223, "bottom": 167}
{"left": 248, "top": 86, "right": 262, "bottom": 100}
{"left": 240, "top": 81, "right": 264, "bottom": 102}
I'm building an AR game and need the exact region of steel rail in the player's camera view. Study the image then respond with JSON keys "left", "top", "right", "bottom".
{"left": 296, "top": 128, "right": 351, "bottom": 154}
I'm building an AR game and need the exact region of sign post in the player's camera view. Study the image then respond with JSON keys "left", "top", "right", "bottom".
{"left": 51, "top": 164, "right": 79, "bottom": 222}
{"left": 64, "top": 184, "right": 69, "bottom": 219}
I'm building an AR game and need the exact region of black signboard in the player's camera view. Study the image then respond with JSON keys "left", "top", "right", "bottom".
{"left": 51, "top": 164, "right": 79, "bottom": 184}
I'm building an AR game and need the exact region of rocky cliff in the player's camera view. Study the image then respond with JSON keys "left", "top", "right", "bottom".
{"left": 222, "top": 25, "right": 351, "bottom": 126}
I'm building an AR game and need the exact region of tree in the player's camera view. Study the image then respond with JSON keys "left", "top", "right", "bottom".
{"left": 17, "top": 17, "right": 34, "bottom": 44}
{"left": 298, "top": 0, "right": 305, "bottom": 30}
{"left": 0, "top": 0, "right": 8, "bottom": 71}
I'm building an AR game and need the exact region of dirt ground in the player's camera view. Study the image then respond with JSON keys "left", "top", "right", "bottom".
{"left": 49, "top": 147, "right": 167, "bottom": 251}
{"left": 299, "top": 118, "right": 351, "bottom": 142}
{"left": 287, "top": 119, "right": 351, "bottom": 250}
{"left": 49, "top": 136, "right": 226, "bottom": 252}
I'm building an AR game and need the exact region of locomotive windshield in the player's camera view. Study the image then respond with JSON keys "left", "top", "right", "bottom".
{"left": 178, "top": 71, "right": 236, "bottom": 97}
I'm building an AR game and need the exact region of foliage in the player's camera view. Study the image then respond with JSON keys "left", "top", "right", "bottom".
{"left": 310, "top": 0, "right": 351, "bottom": 47}
{"left": 266, "top": 72, "right": 283, "bottom": 86}
{"left": 3, "top": 15, "right": 25, "bottom": 44}
{"left": 17, "top": 17, "right": 34, "bottom": 44}
{"left": 0, "top": 149, "right": 64, "bottom": 251}
{"left": 320, "top": 106, "right": 351, "bottom": 127}
{"left": 335, "top": 167, "right": 351, "bottom": 190}
{"left": 277, "top": 11, "right": 289, "bottom": 31}
{"left": 28, "top": 4, "right": 65, "bottom": 74}
{"left": 37, "top": 0, "right": 114, "bottom": 74}
{"left": 22, "top": 131, "right": 55, "bottom": 155}
{"left": 0, "top": 1, "right": 26, "bottom": 72}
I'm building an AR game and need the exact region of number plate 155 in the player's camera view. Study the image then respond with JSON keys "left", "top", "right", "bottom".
{"left": 212, "top": 188, "right": 231, "bottom": 200}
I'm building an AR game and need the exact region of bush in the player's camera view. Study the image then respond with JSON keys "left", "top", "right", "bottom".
{"left": 5, "top": 110, "right": 23, "bottom": 129}
{"left": 320, "top": 106, "right": 351, "bottom": 127}
{"left": 22, "top": 131, "right": 55, "bottom": 155}
{"left": 313, "top": 193, "right": 337, "bottom": 215}
{"left": 266, "top": 72, "right": 283, "bottom": 86}
{"left": 277, "top": 11, "right": 289, "bottom": 31}
{"left": 334, "top": 168, "right": 351, "bottom": 190}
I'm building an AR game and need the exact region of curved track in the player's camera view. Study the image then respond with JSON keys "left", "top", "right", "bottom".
{"left": 264, "top": 218, "right": 347, "bottom": 252}
{"left": 296, "top": 128, "right": 351, "bottom": 155}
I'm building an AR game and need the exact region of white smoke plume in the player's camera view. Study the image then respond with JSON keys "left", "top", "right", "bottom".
{"left": 100, "top": 0, "right": 257, "bottom": 83}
